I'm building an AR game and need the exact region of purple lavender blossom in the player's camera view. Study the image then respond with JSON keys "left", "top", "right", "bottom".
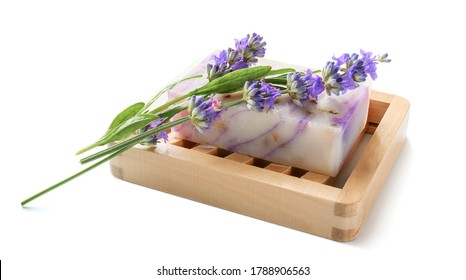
{"left": 333, "top": 53, "right": 359, "bottom": 69}
{"left": 187, "top": 95, "right": 223, "bottom": 132}
{"left": 340, "top": 59, "right": 367, "bottom": 91}
{"left": 207, "top": 33, "right": 266, "bottom": 81}
{"left": 225, "top": 48, "right": 247, "bottom": 70}
{"left": 261, "top": 81, "right": 281, "bottom": 111}
{"left": 138, "top": 118, "right": 169, "bottom": 146}
{"left": 303, "top": 70, "right": 325, "bottom": 100}
{"left": 243, "top": 80, "right": 281, "bottom": 112}
{"left": 287, "top": 70, "right": 325, "bottom": 105}
{"left": 212, "top": 49, "right": 228, "bottom": 65}
{"left": 206, "top": 63, "right": 228, "bottom": 81}
{"left": 236, "top": 33, "right": 266, "bottom": 64}
{"left": 286, "top": 72, "right": 309, "bottom": 106}
{"left": 359, "top": 50, "right": 378, "bottom": 80}
{"left": 332, "top": 53, "right": 350, "bottom": 67}
{"left": 322, "top": 61, "right": 347, "bottom": 96}
{"left": 326, "top": 50, "right": 391, "bottom": 94}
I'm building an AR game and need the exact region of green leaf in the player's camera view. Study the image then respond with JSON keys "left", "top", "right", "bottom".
{"left": 76, "top": 102, "right": 145, "bottom": 155}
{"left": 193, "top": 66, "right": 271, "bottom": 95}
{"left": 98, "top": 114, "right": 160, "bottom": 144}
{"left": 266, "top": 68, "right": 296, "bottom": 77}
{"left": 107, "top": 102, "right": 145, "bottom": 132}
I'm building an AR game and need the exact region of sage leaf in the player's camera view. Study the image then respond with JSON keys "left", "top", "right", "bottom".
{"left": 76, "top": 102, "right": 145, "bottom": 155}
{"left": 107, "top": 102, "right": 145, "bottom": 132}
{"left": 98, "top": 114, "right": 159, "bottom": 144}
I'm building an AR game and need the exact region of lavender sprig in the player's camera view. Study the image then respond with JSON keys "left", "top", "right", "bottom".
{"left": 235, "top": 33, "right": 266, "bottom": 64}
{"left": 207, "top": 33, "right": 266, "bottom": 81}
{"left": 324, "top": 49, "right": 391, "bottom": 95}
{"left": 276, "top": 50, "right": 391, "bottom": 107}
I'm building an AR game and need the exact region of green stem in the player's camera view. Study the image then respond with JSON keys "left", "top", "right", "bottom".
{"left": 158, "top": 104, "right": 188, "bottom": 119}
{"left": 264, "top": 77, "right": 287, "bottom": 85}
{"left": 76, "top": 142, "right": 99, "bottom": 156}
{"left": 222, "top": 99, "right": 245, "bottom": 109}
{"left": 21, "top": 144, "right": 132, "bottom": 206}
{"left": 80, "top": 117, "right": 190, "bottom": 164}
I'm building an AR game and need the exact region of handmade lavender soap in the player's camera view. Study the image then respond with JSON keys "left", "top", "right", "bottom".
{"left": 168, "top": 58, "right": 369, "bottom": 177}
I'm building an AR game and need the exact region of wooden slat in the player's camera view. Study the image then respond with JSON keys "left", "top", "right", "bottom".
{"left": 265, "top": 163, "right": 292, "bottom": 175}
{"left": 167, "top": 137, "right": 184, "bottom": 146}
{"left": 225, "top": 153, "right": 254, "bottom": 165}
{"left": 168, "top": 137, "right": 198, "bottom": 148}
{"left": 191, "top": 145, "right": 218, "bottom": 155}
{"left": 301, "top": 171, "right": 331, "bottom": 184}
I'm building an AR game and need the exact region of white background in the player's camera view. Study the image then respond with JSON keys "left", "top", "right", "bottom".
{"left": 1, "top": 0, "right": 465, "bottom": 279}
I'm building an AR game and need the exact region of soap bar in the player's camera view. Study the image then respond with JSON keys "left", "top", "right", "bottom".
{"left": 168, "top": 57, "right": 369, "bottom": 177}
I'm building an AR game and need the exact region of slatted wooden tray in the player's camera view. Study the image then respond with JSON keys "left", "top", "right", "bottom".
{"left": 109, "top": 91, "right": 409, "bottom": 241}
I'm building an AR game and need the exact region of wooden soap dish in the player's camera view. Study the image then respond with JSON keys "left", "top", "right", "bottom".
{"left": 109, "top": 91, "right": 409, "bottom": 241}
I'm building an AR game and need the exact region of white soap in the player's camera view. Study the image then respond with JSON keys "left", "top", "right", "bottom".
{"left": 168, "top": 56, "right": 369, "bottom": 177}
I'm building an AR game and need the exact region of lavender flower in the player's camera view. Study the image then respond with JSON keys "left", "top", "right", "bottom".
{"left": 208, "top": 48, "right": 248, "bottom": 78}
{"left": 206, "top": 62, "right": 228, "bottom": 81}
{"left": 287, "top": 70, "right": 325, "bottom": 106}
{"left": 243, "top": 80, "right": 281, "bottom": 112}
{"left": 287, "top": 72, "right": 309, "bottom": 106}
{"left": 227, "top": 48, "right": 248, "bottom": 70}
{"left": 303, "top": 70, "right": 325, "bottom": 100}
{"left": 207, "top": 33, "right": 266, "bottom": 81}
{"left": 333, "top": 53, "right": 359, "bottom": 69}
{"left": 359, "top": 50, "right": 378, "bottom": 80}
{"left": 340, "top": 59, "right": 366, "bottom": 91}
{"left": 322, "top": 61, "right": 347, "bottom": 96}
{"left": 324, "top": 50, "right": 391, "bottom": 95}
{"left": 138, "top": 118, "right": 169, "bottom": 146}
{"left": 187, "top": 95, "right": 223, "bottom": 132}
{"left": 236, "top": 33, "right": 266, "bottom": 64}
{"left": 206, "top": 50, "right": 228, "bottom": 81}
{"left": 361, "top": 50, "right": 390, "bottom": 79}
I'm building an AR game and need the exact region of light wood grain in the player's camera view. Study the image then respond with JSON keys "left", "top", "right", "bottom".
{"left": 110, "top": 90, "right": 409, "bottom": 241}
{"left": 225, "top": 153, "right": 254, "bottom": 165}
{"left": 191, "top": 144, "right": 218, "bottom": 155}
{"left": 301, "top": 171, "right": 332, "bottom": 185}
{"left": 265, "top": 163, "right": 292, "bottom": 175}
